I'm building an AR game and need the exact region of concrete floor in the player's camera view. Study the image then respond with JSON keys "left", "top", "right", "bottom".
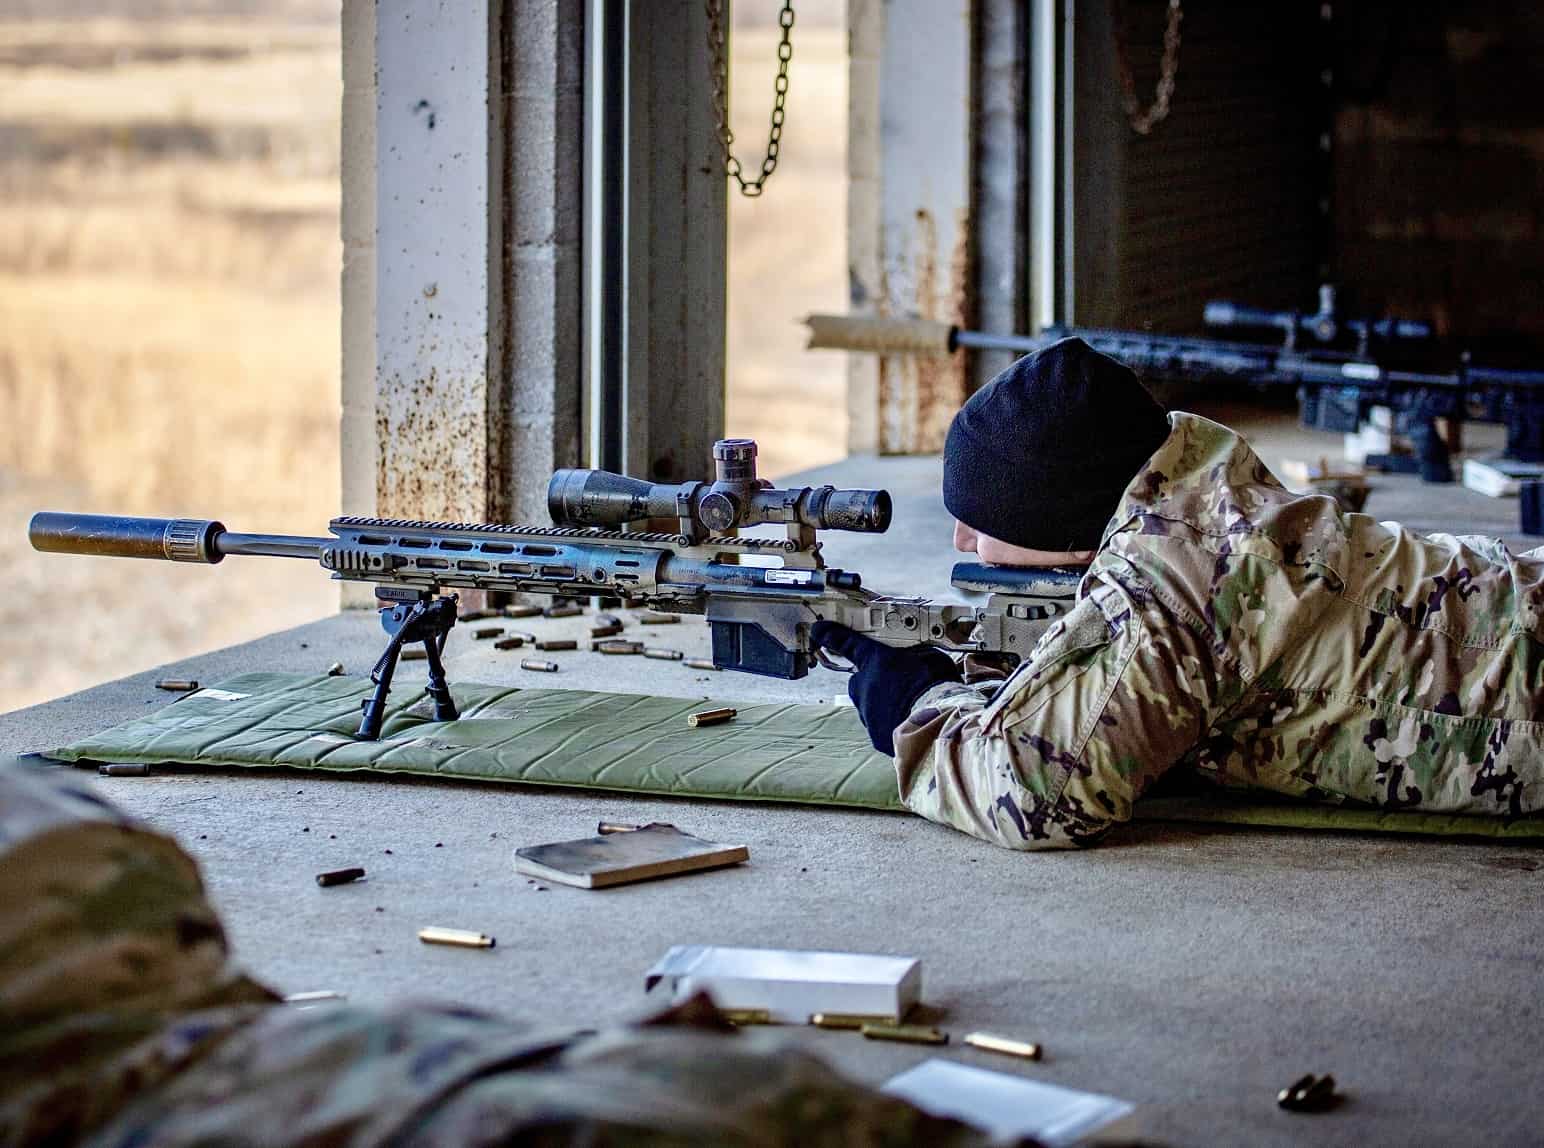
{"left": 5, "top": 404, "right": 1543, "bottom": 1147}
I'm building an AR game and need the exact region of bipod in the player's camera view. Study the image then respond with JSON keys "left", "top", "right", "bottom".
{"left": 358, "top": 587, "right": 460, "bottom": 740}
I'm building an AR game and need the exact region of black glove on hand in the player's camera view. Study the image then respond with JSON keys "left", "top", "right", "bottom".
{"left": 811, "top": 621, "right": 963, "bottom": 755}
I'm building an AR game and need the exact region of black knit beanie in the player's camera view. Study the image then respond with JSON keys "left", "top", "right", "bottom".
{"left": 942, "top": 336, "right": 1170, "bottom": 551}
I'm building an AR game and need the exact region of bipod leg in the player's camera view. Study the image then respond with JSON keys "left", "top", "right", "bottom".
{"left": 358, "top": 603, "right": 423, "bottom": 740}
{"left": 422, "top": 628, "right": 459, "bottom": 723}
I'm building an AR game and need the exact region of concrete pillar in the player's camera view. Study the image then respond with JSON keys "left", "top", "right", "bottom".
{"left": 340, "top": 0, "right": 376, "bottom": 526}
{"left": 847, "top": 0, "right": 973, "bottom": 456}
{"left": 497, "top": 0, "right": 586, "bottom": 522}
{"left": 372, "top": 0, "right": 503, "bottom": 524}
{"left": 340, "top": 0, "right": 584, "bottom": 548}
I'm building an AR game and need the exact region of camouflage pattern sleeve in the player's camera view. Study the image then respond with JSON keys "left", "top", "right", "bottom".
{"left": 892, "top": 577, "right": 1221, "bottom": 850}
{"left": 0, "top": 758, "right": 275, "bottom": 1146}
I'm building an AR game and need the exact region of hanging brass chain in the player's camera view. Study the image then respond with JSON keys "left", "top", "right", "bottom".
{"left": 1115, "top": 0, "right": 1183, "bottom": 136}
{"left": 706, "top": 0, "right": 795, "bottom": 197}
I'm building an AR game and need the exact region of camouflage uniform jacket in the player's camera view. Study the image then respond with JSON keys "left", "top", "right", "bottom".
{"left": 894, "top": 412, "right": 1544, "bottom": 850}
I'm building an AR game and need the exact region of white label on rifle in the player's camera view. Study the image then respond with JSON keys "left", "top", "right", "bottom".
{"left": 1341, "top": 362, "right": 1381, "bottom": 381}
{"left": 764, "top": 569, "right": 814, "bottom": 585}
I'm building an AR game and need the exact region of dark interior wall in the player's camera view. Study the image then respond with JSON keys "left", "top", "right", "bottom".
{"left": 1074, "top": 0, "right": 1323, "bottom": 332}
{"left": 1070, "top": 1, "right": 1544, "bottom": 344}
{"left": 1332, "top": 2, "right": 1544, "bottom": 342}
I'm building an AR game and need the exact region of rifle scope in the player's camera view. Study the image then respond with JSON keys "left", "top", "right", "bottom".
{"left": 548, "top": 438, "right": 891, "bottom": 536}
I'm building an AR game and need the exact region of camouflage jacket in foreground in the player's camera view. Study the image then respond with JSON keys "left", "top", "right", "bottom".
{"left": 0, "top": 761, "right": 1004, "bottom": 1148}
{"left": 895, "top": 413, "right": 1544, "bottom": 850}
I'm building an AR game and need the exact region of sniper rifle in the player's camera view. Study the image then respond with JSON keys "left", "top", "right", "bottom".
{"left": 30, "top": 438, "right": 1078, "bottom": 740}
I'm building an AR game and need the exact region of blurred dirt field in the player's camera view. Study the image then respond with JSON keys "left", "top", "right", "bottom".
{"left": 0, "top": 4, "right": 847, "bottom": 714}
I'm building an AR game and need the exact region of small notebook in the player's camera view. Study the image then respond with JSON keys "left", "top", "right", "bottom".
{"left": 514, "top": 823, "right": 749, "bottom": 889}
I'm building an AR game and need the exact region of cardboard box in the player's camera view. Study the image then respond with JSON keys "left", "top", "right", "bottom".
{"left": 644, "top": 944, "right": 921, "bottom": 1023}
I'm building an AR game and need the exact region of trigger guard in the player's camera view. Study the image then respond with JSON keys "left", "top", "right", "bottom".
{"left": 813, "top": 647, "right": 856, "bottom": 673}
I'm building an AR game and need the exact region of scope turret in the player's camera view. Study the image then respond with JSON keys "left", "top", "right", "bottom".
{"left": 548, "top": 438, "right": 891, "bottom": 545}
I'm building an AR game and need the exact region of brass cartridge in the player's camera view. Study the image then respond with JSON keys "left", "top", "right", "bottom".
{"left": 859, "top": 1023, "right": 948, "bottom": 1045}
{"left": 98, "top": 763, "right": 151, "bottom": 777}
{"left": 687, "top": 707, "right": 737, "bottom": 728}
{"left": 810, "top": 1012, "right": 900, "bottom": 1030}
{"left": 316, "top": 867, "right": 366, "bottom": 887}
{"left": 418, "top": 926, "right": 495, "bottom": 948}
{"left": 593, "top": 640, "right": 644, "bottom": 654}
{"left": 721, "top": 1008, "right": 773, "bottom": 1026}
{"left": 963, "top": 1031, "right": 1042, "bottom": 1060}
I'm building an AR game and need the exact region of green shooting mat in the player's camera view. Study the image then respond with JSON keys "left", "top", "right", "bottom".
{"left": 49, "top": 672, "right": 1544, "bottom": 840}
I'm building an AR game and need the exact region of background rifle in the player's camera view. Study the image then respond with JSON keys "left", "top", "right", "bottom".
{"left": 30, "top": 438, "right": 1078, "bottom": 740}
{"left": 806, "top": 297, "right": 1544, "bottom": 488}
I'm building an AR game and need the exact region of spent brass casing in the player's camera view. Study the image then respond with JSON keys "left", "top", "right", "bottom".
{"left": 810, "top": 1012, "right": 900, "bottom": 1030}
{"left": 590, "top": 623, "right": 624, "bottom": 638}
{"left": 473, "top": 627, "right": 504, "bottom": 640}
{"left": 688, "top": 707, "right": 737, "bottom": 728}
{"left": 457, "top": 608, "right": 496, "bottom": 622}
{"left": 684, "top": 659, "right": 721, "bottom": 671}
{"left": 963, "top": 1031, "right": 1042, "bottom": 1060}
{"left": 534, "top": 639, "right": 577, "bottom": 651}
{"left": 520, "top": 659, "right": 560, "bottom": 672}
{"left": 593, "top": 640, "right": 644, "bottom": 654}
{"left": 156, "top": 679, "right": 198, "bottom": 692}
{"left": 860, "top": 1023, "right": 948, "bottom": 1045}
{"left": 639, "top": 612, "right": 681, "bottom": 625}
{"left": 504, "top": 604, "right": 542, "bottom": 619}
{"left": 326, "top": 661, "right": 345, "bottom": 676}
{"left": 544, "top": 603, "right": 584, "bottom": 618}
{"left": 99, "top": 762, "right": 151, "bottom": 777}
{"left": 597, "top": 821, "right": 642, "bottom": 835}
{"left": 316, "top": 867, "right": 366, "bottom": 887}
{"left": 401, "top": 648, "right": 429, "bottom": 662}
{"left": 721, "top": 1008, "right": 773, "bottom": 1025}
{"left": 418, "top": 926, "right": 495, "bottom": 948}
{"left": 493, "top": 636, "right": 524, "bottom": 650}
{"left": 644, "top": 647, "right": 684, "bottom": 660}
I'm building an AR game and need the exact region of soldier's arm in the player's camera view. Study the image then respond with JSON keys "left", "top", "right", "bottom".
{"left": 892, "top": 582, "right": 1219, "bottom": 850}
